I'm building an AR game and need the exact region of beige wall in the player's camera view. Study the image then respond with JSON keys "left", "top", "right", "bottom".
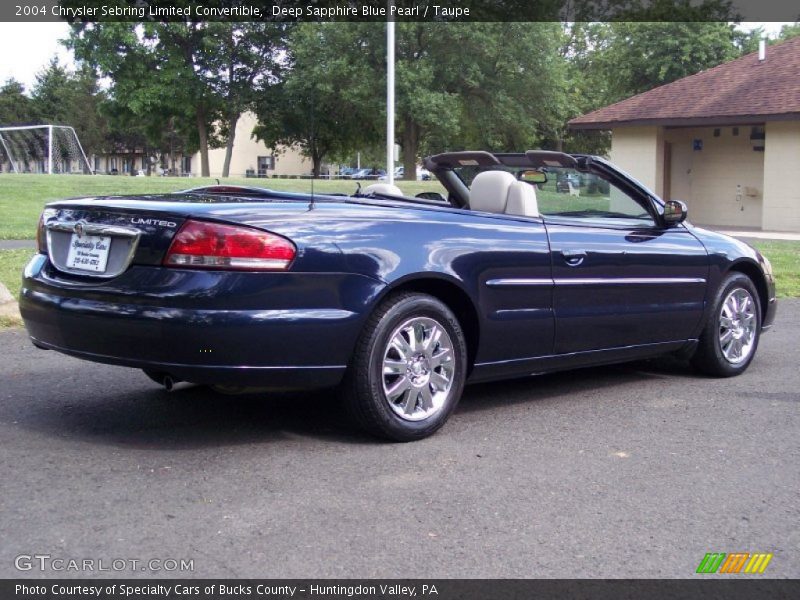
{"left": 663, "top": 126, "right": 764, "bottom": 229}
{"left": 190, "top": 112, "right": 311, "bottom": 178}
{"left": 609, "top": 124, "right": 777, "bottom": 229}
{"left": 609, "top": 126, "right": 665, "bottom": 198}
{"left": 763, "top": 121, "right": 800, "bottom": 232}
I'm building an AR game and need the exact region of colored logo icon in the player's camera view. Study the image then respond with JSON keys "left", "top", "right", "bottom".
{"left": 696, "top": 553, "right": 773, "bottom": 574}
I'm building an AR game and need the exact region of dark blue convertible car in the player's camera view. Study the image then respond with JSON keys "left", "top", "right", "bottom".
{"left": 20, "top": 150, "right": 777, "bottom": 440}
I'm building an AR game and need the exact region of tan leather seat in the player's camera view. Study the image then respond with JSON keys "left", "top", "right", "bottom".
{"left": 469, "top": 171, "right": 539, "bottom": 217}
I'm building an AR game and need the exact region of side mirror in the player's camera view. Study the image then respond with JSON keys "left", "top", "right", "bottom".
{"left": 663, "top": 200, "right": 688, "bottom": 226}
{"left": 416, "top": 192, "right": 446, "bottom": 203}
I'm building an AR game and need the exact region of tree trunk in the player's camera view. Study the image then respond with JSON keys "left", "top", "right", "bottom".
{"left": 402, "top": 117, "right": 419, "bottom": 181}
{"left": 312, "top": 152, "right": 321, "bottom": 178}
{"left": 221, "top": 112, "right": 238, "bottom": 178}
{"left": 196, "top": 107, "right": 210, "bottom": 177}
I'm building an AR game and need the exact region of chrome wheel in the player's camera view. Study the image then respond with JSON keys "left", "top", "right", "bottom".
{"left": 382, "top": 316, "right": 456, "bottom": 421}
{"left": 719, "top": 288, "right": 757, "bottom": 365}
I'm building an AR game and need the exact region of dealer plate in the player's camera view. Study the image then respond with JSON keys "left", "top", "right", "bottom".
{"left": 65, "top": 234, "right": 111, "bottom": 273}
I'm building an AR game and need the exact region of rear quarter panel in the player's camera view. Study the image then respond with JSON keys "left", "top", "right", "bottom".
{"left": 253, "top": 202, "right": 556, "bottom": 367}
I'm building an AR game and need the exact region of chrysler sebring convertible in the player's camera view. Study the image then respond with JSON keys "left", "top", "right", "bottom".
{"left": 20, "top": 150, "right": 776, "bottom": 441}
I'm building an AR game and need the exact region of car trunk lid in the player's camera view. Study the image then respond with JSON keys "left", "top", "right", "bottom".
{"left": 41, "top": 192, "right": 314, "bottom": 278}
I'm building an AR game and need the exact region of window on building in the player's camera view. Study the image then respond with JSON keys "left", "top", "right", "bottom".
{"left": 257, "top": 156, "right": 275, "bottom": 177}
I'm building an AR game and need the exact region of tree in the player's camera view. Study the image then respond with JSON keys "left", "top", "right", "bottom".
{"left": 776, "top": 23, "right": 800, "bottom": 42}
{"left": 253, "top": 24, "right": 382, "bottom": 177}
{"left": 560, "top": 7, "right": 748, "bottom": 154}
{"left": 69, "top": 23, "right": 223, "bottom": 176}
{"left": 256, "top": 23, "right": 570, "bottom": 180}
{"left": 69, "top": 23, "right": 289, "bottom": 177}
{"left": 0, "top": 79, "right": 33, "bottom": 125}
{"left": 26, "top": 59, "right": 108, "bottom": 157}
{"left": 203, "top": 24, "right": 288, "bottom": 177}
{"left": 442, "top": 23, "right": 568, "bottom": 154}
{"left": 584, "top": 22, "right": 742, "bottom": 105}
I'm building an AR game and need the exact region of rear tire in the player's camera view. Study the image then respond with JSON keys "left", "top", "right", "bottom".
{"left": 342, "top": 292, "right": 467, "bottom": 441}
{"left": 691, "top": 272, "right": 761, "bottom": 377}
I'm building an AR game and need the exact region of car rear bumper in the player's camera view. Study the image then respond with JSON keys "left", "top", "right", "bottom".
{"left": 26, "top": 336, "right": 347, "bottom": 389}
{"left": 20, "top": 255, "right": 382, "bottom": 389}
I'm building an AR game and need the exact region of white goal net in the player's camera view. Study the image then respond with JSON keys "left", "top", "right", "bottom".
{"left": 0, "top": 125, "right": 93, "bottom": 174}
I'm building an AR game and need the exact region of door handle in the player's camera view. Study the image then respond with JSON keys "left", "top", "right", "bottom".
{"left": 561, "top": 250, "right": 586, "bottom": 266}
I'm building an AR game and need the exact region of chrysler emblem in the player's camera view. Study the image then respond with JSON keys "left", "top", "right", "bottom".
{"left": 73, "top": 221, "right": 85, "bottom": 238}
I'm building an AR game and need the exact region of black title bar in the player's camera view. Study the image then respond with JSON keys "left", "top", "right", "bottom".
{"left": 4, "top": 579, "right": 800, "bottom": 600}
{"left": 3, "top": 1, "right": 799, "bottom": 22}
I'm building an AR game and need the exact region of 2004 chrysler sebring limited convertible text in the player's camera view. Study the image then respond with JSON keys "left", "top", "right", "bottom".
{"left": 20, "top": 151, "right": 777, "bottom": 441}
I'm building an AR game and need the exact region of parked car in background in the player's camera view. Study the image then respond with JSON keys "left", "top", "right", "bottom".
{"left": 349, "top": 168, "right": 385, "bottom": 179}
{"left": 555, "top": 172, "right": 582, "bottom": 193}
{"left": 20, "top": 150, "right": 776, "bottom": 441}
{"left": 385, "top": 165, "right": 432, "bottom": 181}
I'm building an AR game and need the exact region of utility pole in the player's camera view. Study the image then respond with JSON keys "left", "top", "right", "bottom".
{"left": 386, "top": 7, "right": 395, "bottom": 185}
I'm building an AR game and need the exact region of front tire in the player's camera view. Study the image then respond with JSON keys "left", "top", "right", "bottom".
{"left": 692, "top": 272, "right": 761, "bottom": 377}
{"left": 342, "top": 292, "right": 468, "bottom": 441}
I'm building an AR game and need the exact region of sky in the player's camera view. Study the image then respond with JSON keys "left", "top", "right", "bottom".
{"left": 0, "top": 21, "right": 793, "bottom": 92}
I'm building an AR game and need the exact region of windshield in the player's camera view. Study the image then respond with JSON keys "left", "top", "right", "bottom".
{"left": 453, "top": 165, "right": 654, "bottom": 224}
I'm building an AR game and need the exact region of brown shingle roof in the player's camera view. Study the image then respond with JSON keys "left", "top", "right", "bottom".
{"left": 569, "top": 36, "right": 800, "bottom": 130}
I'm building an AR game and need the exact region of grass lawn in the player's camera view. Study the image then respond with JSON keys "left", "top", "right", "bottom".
{"left": 750, "top": 241, "right": 800, "bottom": 298}
{"left": 0, "top": 173, "right": 446, "bottom": 240}
{"left": 0, "top": 249, "right": 34, "bottom": 329}
{"left": 0, "top": 249, "right": 34, "bottom": 301}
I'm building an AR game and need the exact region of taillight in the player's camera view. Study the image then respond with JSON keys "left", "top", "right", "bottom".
{"left": 36, "top": 214, "right": 47, "bottom": 254}
{"left": 164, "top": 220, "right": 296, "bottom": 270}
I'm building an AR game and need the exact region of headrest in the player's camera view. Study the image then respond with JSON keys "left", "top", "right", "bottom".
{"left": 506, "top": 181, "right": 539, "bottom": 217}
{"left": 469, "top": 170, "right": 517, "bottom": 214}
{"left": 364, "top": 183, "right": 403, "bottom": 197}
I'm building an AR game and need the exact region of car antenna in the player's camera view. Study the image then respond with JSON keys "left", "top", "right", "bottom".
{"left": 215, "top": 178, "right": 220, "bottom": 185}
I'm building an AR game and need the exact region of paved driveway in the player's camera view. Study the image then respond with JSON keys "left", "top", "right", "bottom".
{"left": 1, "top": 302, "right": 798, "bottom": 578}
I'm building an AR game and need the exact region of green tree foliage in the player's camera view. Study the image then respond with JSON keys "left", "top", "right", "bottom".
{"left": 445, "top": 23, "right": 568, "bottom": 154}
{"left": 69, "top": 23, "right": 288, "bottom": 177}
{"left": 204, "top": 24, "right": 289, "bottom": 177}
{"left": 582, "top": 22, "right": 741, "bottom": 105}
{"left": 256, "top": 23, "right": 569, "bottom": 179}
{"left": 68, "top": 23, "right": 204, "bottom": 171}
{"left": 0, "top": 79, "right": 33, "bottom": 125}
{"left": 27, "top": 59, "right": 108, "bottom": 157}
{"left": 776, "top": 23, "right": 800, "bottom": 42}
{"left": 392, "top": 23, "right": 568, "bottom": 177}
{"left": 253, "top": 23, "right": 383, "bottom": 177}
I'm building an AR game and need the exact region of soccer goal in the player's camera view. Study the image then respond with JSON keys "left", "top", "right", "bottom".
{"left": 0, "top": 125, "right": 93, "bottom": 174}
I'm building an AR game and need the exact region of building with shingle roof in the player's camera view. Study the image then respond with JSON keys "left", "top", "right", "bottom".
{"left": 570, "top": 36, "right": 800, "bottom": 232}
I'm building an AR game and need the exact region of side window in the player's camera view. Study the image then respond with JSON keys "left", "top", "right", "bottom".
{"left": 537, "top": 168, "right": 654, "bottom": 226}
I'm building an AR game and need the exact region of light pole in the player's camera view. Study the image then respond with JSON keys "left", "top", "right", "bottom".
{"left": 386, "top": 9, "right": 395, "bottom": 184}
